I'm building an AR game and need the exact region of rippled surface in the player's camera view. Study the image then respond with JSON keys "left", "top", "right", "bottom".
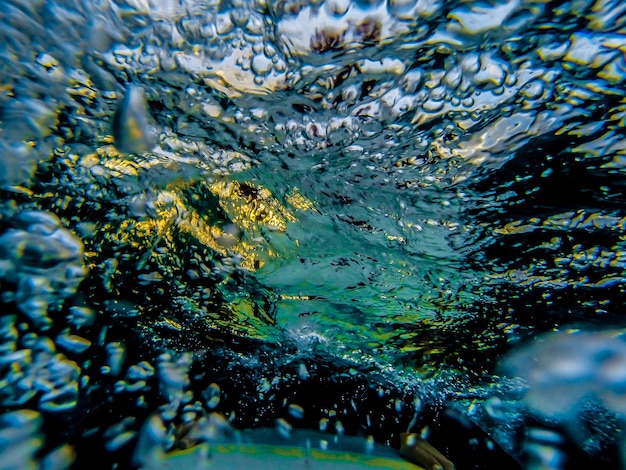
{"left": 1, "top": 0, "right": 626, "bottom": 468}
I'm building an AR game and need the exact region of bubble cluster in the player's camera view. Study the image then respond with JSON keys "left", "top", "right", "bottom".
{"left": 0, "top": 328, "right": 81, "bottom": 412}
{"left": 0, "top": 211, "right": 86, "bottom": 330}
{"left": 502, "top": 331, "right": 626, "bottom": 421}
{"left": 0, "top": 409, "right": 75, "bottom": 469}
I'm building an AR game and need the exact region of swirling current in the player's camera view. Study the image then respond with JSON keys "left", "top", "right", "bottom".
{"left": 1, "top": 0, "right": 626, "bottom": 468}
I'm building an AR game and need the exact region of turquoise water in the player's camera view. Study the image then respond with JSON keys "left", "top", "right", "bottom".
{"left": 1, "top": 0, "right": 625, "bottom": 468}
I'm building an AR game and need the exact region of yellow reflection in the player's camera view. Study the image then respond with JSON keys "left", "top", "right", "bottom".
{"left": 286, "top": 187, "right": 318, "bottom": 212}
{"left": 209, "top": 180, "right": 297, "bottom": 232}
{"left": 90, "top": 146, "right": 315, "bottom": 273}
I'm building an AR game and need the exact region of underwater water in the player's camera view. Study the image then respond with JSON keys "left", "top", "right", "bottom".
{"left": 1, "top": 0, "right": 626, "bottom": 468}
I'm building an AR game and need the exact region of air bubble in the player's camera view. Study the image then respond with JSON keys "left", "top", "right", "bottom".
{"left": 520, "top": 80, "right": 544, "bottom": 100}
{"left": 39, "top": 379, "right": 79, "bottom": 412}
{"left": 430, "top": 85, "right": 446, "bottom": 101}
{"left": 106, "top": 342, "right": 126, "bottom": 377}
{"left": 215, "top": 13, "right": 234, "bottom": 35}
{"left": 335, "top": 420, "right": 345, "bottom": 436}
{"left": 460, "top": 53, "right": 480, "bottom": 74}
{"left": 388, "top": 0, "right": 417, "bottom": 18}
{"left": 305, "top": 122, "right": 326, "bottom": 139}
{"left": 55, "top": 332, "right": 91, "bottom": 355}
{"left": 422, "top": 99, "right": 444, "bottom": 112}
{"left": 443, "top": 67, "right": 462, "bottom": 89}
{"left": 394, "top": 398, "right": 403, "bottom": 413}
{"left": 484, "top": 397, "right": 508, "bottom": 420}
{"left": 203, "top": 383, "right": 221, "bottom": 409}
{"left": 245, "top": 14, "right": 265, "bottom": 35}
{"left": 402, "top": 70, "right": 422, "bottom": 93}
{"left": 298, "top": 363, "right": 309, "bottom": 380}
{"left": 319, "top": 417, "right": 329, "bottom": 432}
{"left": 275, "top": 418, "right": 292, "bottom": 439}
{"left": 325, "top": 0, "right": 351, "bottom": 16}
{"left": 287, "top": 403, "right": 305, "bottom": 419}
{"left": 67, "top": 306, "right": 95, "bottom": 329}
{"left": 252, "top": 54, "right": 272, "bottom": 75}
{"left": 157, "top": 353, "right": 192, "bottom": 403}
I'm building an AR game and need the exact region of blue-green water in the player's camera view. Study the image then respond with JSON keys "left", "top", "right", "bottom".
{"left": 1, "top": 0, "right": 625, "bottom": 468}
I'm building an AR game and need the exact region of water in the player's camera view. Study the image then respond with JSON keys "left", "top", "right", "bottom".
{"left": 0, "top": 0, "right": 625, "bottom": 468}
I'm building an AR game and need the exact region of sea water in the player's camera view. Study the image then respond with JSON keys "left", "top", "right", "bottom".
{"left": 0, "top": 0, "right": 625, "bottom": 468}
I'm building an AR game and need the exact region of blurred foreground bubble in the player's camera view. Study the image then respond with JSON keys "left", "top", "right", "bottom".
{"left": 501, "top": 330, "right": 626, "bottom": 466}
{"left": 0, "top": 211, "right": 87, "bottom": 330}
{"left": 111, "top": 85, "right": 155, "bottom": 155}
{"left": 501, "top": 330, "right": 626, "bottom": 420}
{"left": 0, "top": 409, "right": 75, "bottom": 470}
